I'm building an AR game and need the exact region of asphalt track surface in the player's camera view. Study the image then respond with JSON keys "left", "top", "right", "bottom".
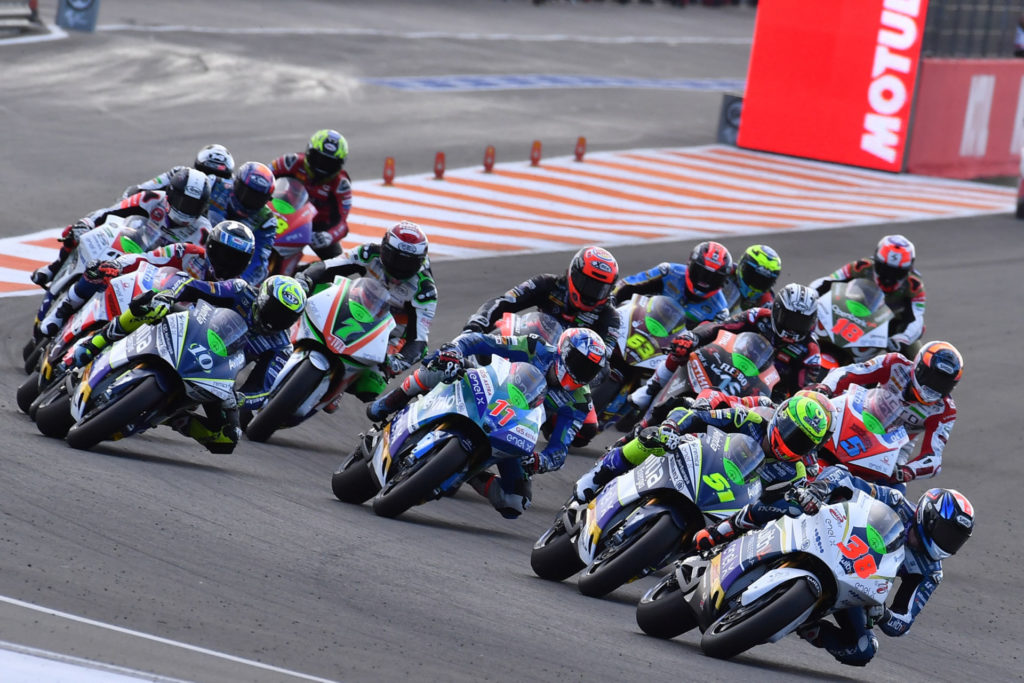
{"left": 1, "top": 2, "right": 1022, "bottom": 681}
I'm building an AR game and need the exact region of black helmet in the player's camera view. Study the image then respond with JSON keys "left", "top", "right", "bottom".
{"left": 194, "top": 144, "right": 235, "bottom": 179}
{"left": 205, "top": 221, "right": 255, "bottom": 280}
{"left": 915, "top": 488, "right": 974, "bottom": 560}
{"left": 167, "top": 168, "right": 211, "bottom": 226}
{"left": 771, "top": 283, "right": 818, "bottom": 343}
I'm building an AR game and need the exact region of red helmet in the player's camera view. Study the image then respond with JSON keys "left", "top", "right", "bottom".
{"left": 381, "top": 221, "right": 428, "bottom": 280}
{"left": 909, "top": 341, "right": 963, "bottom": 404}
{"left": 873, "top": 234, "right": 915, "bottom": 292}
{"left": 567, "top": 246, "right": 618, "bottom": 311}
{"left": 685, "top": 241, "right": 732, "bottom": 298}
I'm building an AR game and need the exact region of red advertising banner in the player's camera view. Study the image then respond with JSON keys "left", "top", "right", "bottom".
{"left": 738, "top": 0, "right": 929, "bottom": 172}
{"left": 906, "top": 59, "right": 1024, "bottom": 178}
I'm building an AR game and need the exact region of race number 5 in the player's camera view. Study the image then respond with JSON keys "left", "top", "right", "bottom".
{"left": 836, "top": 535, "right": 878, "bottom": 578}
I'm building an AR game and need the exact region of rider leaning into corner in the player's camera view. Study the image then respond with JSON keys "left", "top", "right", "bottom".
{"left": 695, "top": 464, "right": 975, "bottom": 667}
{"left": 462, "top": 246, "right": 621, "bottom": 446}
{"left": 270, "top": 129, "right": 353, "bottom": 260}
{"left": 365, "top": 327, "right": 608, "bottom": 519}
{"left": 810, "top": 340, "right": 964, "bottom": 484}
{"left": 123, "top": 143, "right": 235, "bottom": 209}
{"left": 809, "top": 234, "right": 926, "bottom": 357}
{"left": 296, "top": 220, "right": 437, "bottom": 384}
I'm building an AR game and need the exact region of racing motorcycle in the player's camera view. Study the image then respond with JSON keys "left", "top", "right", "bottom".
{"left": 817, "top": 386, "right": 909, "bottom": 483}
{"left": 24, "top": 215, "right": 151, "bottom": 372}
{"left": 331, "top": 357, "right": 547, "bottom": 519}
{"left": 530, "top": 426, "right": 764, "bottom": 598}
{"left": 267, "top": 177, "right": 317, "bottom": 277}
{"left": 636, "top": 330, "right": 780, "bottom": 429}
{"left": 36, "top": 299, "right": 248, "bottom": 451}
{"left": 19, "top": 263, "right": 185, "bottom": 418}
{"left": 635, "top": 488, "right": 905, "bottom": 660}
{"left": 814, "top": 279, "right": 894, "bottom": 371}
{"left": 591, "top": 294, "right": 688, "bottom": 431}
{"left": 244, "top": 276, "right": 396, "bottom": 443}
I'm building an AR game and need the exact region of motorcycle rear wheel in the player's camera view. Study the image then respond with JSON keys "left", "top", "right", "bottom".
{"left": 371, "top": 438, "right": 465, "bottom": 519}
{"left": 636, "top": 573, "right": 698, "bottom": 639}
{"left": 246, "top": 359, "right": 326, "bottom": 443}
{"left": 578, "top": 513, "right": 683, "bottom": 598}
{"left": 66, "top": 377, "right": 164, "bottom": 451}
{"left": 700, "top": 578, "right": 818, "bottom": 660}
{"left": 530, "top": 523, "right": 585, "bottom": 581}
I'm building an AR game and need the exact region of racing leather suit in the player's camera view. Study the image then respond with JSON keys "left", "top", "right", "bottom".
{"left": 819, "top": 352, "right": 955, "bottom": 481}
{"left": 810, "top": 259, "right": 926, "bottom": 353}
{"left": 612, "top": 262, "right": 730, "bottom": 328}
{"left": 270, "top": 152, "right": 352, "bottom": 259}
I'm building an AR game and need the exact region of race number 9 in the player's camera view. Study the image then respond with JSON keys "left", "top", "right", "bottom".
{"left": 836, "top": 535, "right": 878, "bottom": 578}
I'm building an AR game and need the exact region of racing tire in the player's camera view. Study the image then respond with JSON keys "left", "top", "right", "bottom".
{"left": 35, "top": 392, "right": 75, "bottom": 439}
{"left": 245, "top": 360, "right": 326, "bottom": 443}
{"left": 332, "top": 450, "right": 379, "bottom": 504}
{"left": 23, "top": 340, "right": 45, "bottom": 374}
{"left": 22, "top": 334, "right": 39, "bottom": 361}
{"left": 66, "top": 377, "right": 164, "bottom": 451}
{"left": 636, "top": 573, "right": 698, "bottom": 639}
{"left": 530, "top": 523, "right": 585, "bottom": 581}
{"left": 700, "top": 578, "right": 819, "bottom": 660}
{"left": 17, "top": 371, "right": 41, "bottom": 414}
{"left": 577, "top": 513, "right": 683, "bottom": 598}
{"left": 371, "top": 438, "right": 466, "bottom": 519}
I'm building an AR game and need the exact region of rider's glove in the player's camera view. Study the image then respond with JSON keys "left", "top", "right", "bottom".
{"left": 887, "top": 336, "right": 907, "bottom": 352}
{"left": 804, "top": 382, "right": 834, "bottom": 398}
{"left": 310, "top": 230, "right": 334, "bottom": 250}
{"left": 462, "top": 314, "right": 490, "bottom": 334}
{"left": 668, "top": 330, "right": 699, "bottom": 363}
{"left": 427, "top": 343, "right": 464, "bottom": 382}
{"left": 786, "top": 482, "right": 828, "bottom": 515}
{"left": 84, "top": 259, "right": 121, "bottom": 285}
{"left": 60, "top": 220, "right": 92, "bottom": 247}
{"left": 71, "top": 335, "right": 106, "bottom": 367}
{"left": 385, "top": 353, "right": 412, "bottom": 377}
{"left": 520, "top": 451, "right": 541, "bottom": 475}
{"left": 637, "top": 424, "right": 682, "bottom": 452}
{"left": 694, "top": 517, "right": 738, "bottom": 553}
{"left": 140, "top": 291, "right": 175, "bottom": 323}
{"left": 295, "top": 271, "right": 314, "bottom": 295}
{"left": 893, "top": 465, "right": 914, "bottom": 483}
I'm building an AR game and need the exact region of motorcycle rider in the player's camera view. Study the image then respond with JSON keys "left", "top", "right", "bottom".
{"left": 366, "top": 327, "right": 608, "bottom": 518}
{"left": 270, "top": 129, "right": 353, "bottom": 259}
{"left": 208, "top": 161, "right": 279, "bottom": 285}
{"left": 721, "top": 244, "right": 781, "bottom": 314}
{"left": 697, "top": 464, "right": 975, "bottom": 667}
{"left": 810, "top": 340, "right": 963, "bottom": 483}
{"left": 38, "top": 221, "right": 256, "bottom": 337}
{"left": 809, "top": 234, "right": 926, "bottom": 356}
{"left": 610, "top": 240, "right": 732, "bottom": 327}
{"left": 71, "top": 275, "right": 307, "bottom": 454}
{"left": 462, "top": 246, "right": 620, "bottom": 445}
{"left": 625, "top": 283, "right": 822, "bottom": 425}
{"left": 296, "top": 221, "right": 437, "bottom": 383}
{"left": 123, "top": 143, "right": 235, "bottom": 200}
{"left": 573, "top": 390, "right": 833, "bottom": 507}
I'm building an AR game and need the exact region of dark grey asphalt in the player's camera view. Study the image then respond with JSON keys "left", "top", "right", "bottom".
{"left": 0, "top": 2, "right": 1020, "bottom": 681}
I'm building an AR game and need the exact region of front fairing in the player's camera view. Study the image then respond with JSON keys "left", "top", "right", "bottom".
{"left": 297, "top": 276, "right": 396, "bottom": 366}
{"left": 687, "top": 330, "right": 779, "bottom": 397}
{"left": 618, "top": 294, "right": 688, "bottom": 369}
{"left": 815, "top": 279, "right": 895, "bottom": 352}
{"left": 824, "top": 387, "right": 909, "bottom": 480}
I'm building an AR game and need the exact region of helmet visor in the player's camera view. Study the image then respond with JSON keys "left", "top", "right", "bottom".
{"left": 874, "top": 259, "right": 909, "bottom": 289}
{"left": 206, "top": 240, "right": 251, "bottom": 280}
{"left": 168, "top": 190, "right": 206, "bottom": 222}
{"left": 772, "top": 305, "right": 817, "bottom": 341}
{"left": 381, "top": 244, "right": 423, "bottom": 280}
{"left": 569, "top": 268, "right": 613, "bottom": 307}
{"left": 234, "top": 182, "right": 272, "bottom": 213}
{"left": 922, "top": 506, "right": 971, "bottom": 557}
{"left": 563, "top": 345, "right": 602, "bottom": 387}
{"left": 915, "top": 361, "right": 957, "bottom": 399}
{"left": 688, "top": 262, "right": 727, "bottom": 295}
{"left": 739, "top": 262, "right": 776, "bottom": 292}
{"left": 307, "top": 149, "right": 343, "bottom": 178}
{"left": 771, "top": 416, "right": 818, "bottom": 460}
{"left": 256, "top": 299, "right": 299, "bottom": 333}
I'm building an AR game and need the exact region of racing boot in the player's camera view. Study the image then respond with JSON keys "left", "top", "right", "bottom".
{"left": 573, "top": 448, "right": 632, "bottom": 502}
{"left": 365, "top": 387, "right": 412, "bottom": 422}
{"left": 39, "top": 298, "right": 78, "bottom": 337}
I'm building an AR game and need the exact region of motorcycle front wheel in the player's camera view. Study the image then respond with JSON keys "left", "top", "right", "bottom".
{"left": 577, "top": 513, "right": 683, "bottom": 598}
{"left": 636, "top": 573, "right": 698, "bottom": 639}
{"left": 66, "top": 376, "right": 164, "bottom": 451}
{"left": 371, "top": 438, "right": 466, "bottom": 519}
{"left": 35, "top": 390, "right": 74, "bottom": 439}
{"left": 17, "top": 371, "right": 41, "bottom": 414}
{"left": 530, "top": 522, "right": 585, "bottom": 582}
{"left": 246, "top": 359, "right": 326, "bottom": 443}
{"left": 332, "top": 442, "right": 379, "bottom": 504}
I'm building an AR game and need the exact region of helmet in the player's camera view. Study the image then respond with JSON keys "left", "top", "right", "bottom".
{"left": 793, "top": 389, "right": 835, "bottom": 440}
{"left": 909, "top": 341, "right": 963, "bottom": 404}
{"left": 380, "top": 221, "right": 428, "bottom": 280}
{"left": 873, "top": 234, "right": 915, "bottom": 292}
{"left": 231, "top": 162, "right": 275, "bottom": 213}
{"left": 736, "top": 244, "right": 781, "bottom": 298}
{"left": 205, "top": 221, "right": 255, "bottom": 280}
{"left": 685, "top": 241, "right": 732, "bottom": 297}
{"left": 194, "top": 144, "right": 234, "bottom": 179}
{"left": 915, "top": 488, "right": 974, "bottom": 560}
{"left": 553, "top": 328, "right": 607, "bottom": 391}
{"left": 167, "top": 168, "right": 211, "bottom": 226}
{"left": 771, "top": 283, "right": 818, "bottom": 343}
{"left": 304, "top": 129, "right": 348, "bottom": 180}
{"left": 567, "top": 246, "right": 618, "bottom": 311}
{"left": 252, "top": 275, "right": 307, "bottom": 334}
{"left": 766, "top": 394, "right": 831, "bottom": 462}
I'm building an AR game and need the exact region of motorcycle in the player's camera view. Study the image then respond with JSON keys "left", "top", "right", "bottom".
{"left": 19, "top": 263, "right": 184, "bottom": 419}
{"left": 267, "top": 177, "right": 317, "bottom": 277}
{"left": 24, "top": 215, "right": 151, "bottom": 372}
{"left": 530, "top": 426, "right": 764, "bottom": 598}
{"left": 591, "top": 294, "right": 688, "bottom": 431}
{"left": 638, "top": 330, "right": 780, "bottom": 429}
{"left": 814, "top": 279, "right": 895, "bottom": 371}
{"left": 817, "top": 386, "right": 909, "bottom": 483}
{"left": 244, "top": 276, "right": 396, "bottom": 443}
{"left": 331, "top": 357, "right": 547, "bottom": 519}
{"left": 36, "top": 299, "right": 248, "bottom": 451}
{"left": 635, "top": 488, "right": 905, "bottom": 661}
